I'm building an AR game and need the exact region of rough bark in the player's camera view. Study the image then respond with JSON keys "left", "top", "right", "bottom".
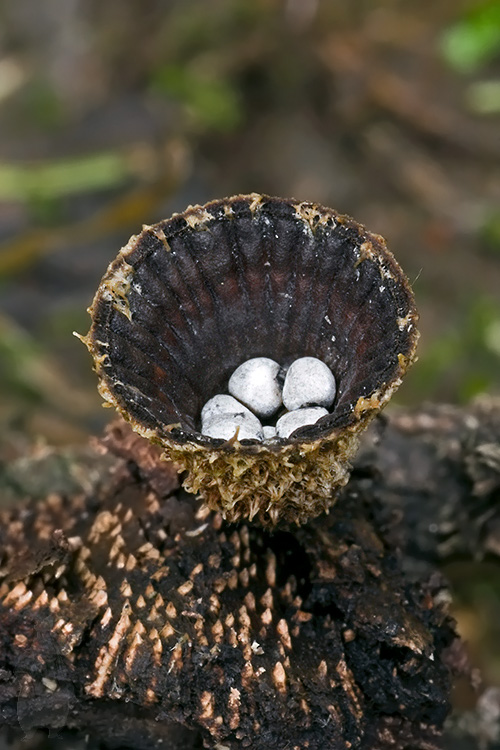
{"left": 0, "top": 398, "right": 499, "bottom": 750}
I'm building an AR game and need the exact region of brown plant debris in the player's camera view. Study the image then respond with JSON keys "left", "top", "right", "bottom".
{"left": 4, "top": 397, "right": 500, "bottom": 748}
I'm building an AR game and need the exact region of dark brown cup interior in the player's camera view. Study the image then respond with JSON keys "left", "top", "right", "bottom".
{"left": 89, "top": 196, "right": 417, "bottom": 445}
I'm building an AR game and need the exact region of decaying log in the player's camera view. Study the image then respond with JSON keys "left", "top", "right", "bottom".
{"left": 356, "top": 396, "right": 500, "bottom": 564}
{"left": 0, "top": 398, "right": 499, "bottom": 750}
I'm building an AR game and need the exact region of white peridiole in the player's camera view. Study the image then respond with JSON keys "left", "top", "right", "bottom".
{"left": 282, "top": 357, "right": 336, "bottom": 411}
{"left": 276, "top": 407, "right": 329, "bottom": 439}
{"left": 228, "top": 357, "right": 282, "bottom": 419}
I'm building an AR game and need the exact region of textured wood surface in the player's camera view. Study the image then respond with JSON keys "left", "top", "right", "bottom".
{"left": 1, "top": 398, "right": 500, "bottom": 749}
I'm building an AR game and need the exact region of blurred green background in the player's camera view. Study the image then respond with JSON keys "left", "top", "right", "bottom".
{"left": 0, "top": 0, "right": 500, "bottom": 699}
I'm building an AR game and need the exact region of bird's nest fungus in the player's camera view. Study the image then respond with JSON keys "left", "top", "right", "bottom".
{"left": 82, "top": 193, "right": 418, "bottom": 526}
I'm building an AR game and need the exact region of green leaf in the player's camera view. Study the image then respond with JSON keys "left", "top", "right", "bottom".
{"left": 440, "top": 1, "right": 500, "bottom": 73}
{"left": 0, "top": 152, "right": 128, "bottom": 202}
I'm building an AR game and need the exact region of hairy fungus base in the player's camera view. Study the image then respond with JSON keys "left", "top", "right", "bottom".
{"left": 169, "top": 435, "right": 355, "bottom": 526}
{"left": 83, "top": 193, "right": 419, "bottom": 526}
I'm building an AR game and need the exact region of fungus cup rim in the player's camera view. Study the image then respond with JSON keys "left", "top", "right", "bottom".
{"left": 81, "top": 192, "right": 419, "bottom": 459}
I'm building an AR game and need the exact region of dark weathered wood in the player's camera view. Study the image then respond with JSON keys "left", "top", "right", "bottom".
{"left": 1, "top": 399, "right": 499, "bottom": 749}
{"left": 354, "top": 397, "right": 500, "bottom": 565}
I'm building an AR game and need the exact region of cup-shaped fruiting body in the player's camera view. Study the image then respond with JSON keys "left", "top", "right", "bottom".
{"left": 82, "top": 194, "right": 419, "bottom": 526}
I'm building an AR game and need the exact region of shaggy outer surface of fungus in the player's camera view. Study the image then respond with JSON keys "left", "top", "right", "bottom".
{"left": 0, "top": 421, "right": 457, "bottom": 750}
